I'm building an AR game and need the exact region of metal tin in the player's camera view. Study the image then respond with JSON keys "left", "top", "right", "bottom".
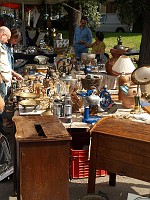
{"left": 53, "top": 101, "right": 63, "bottom": 117}
{"left": 64, "top": 104, "right": 72, "bottom": 119}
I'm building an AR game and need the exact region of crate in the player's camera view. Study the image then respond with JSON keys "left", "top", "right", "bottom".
{"left": 70, "top": 149, "right": 107, "bottom": 179}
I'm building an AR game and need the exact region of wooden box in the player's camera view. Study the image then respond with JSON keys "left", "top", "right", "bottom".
{"left": 13, "top": 115, "right": 72, "bottom": 200}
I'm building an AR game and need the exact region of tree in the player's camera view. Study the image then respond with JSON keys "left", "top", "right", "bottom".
{"left": 51, "top": 0, "right": 101, "bottom": 46}
{"left": 110, "top": 0, "right": 150, "bottom": 66}
{"left": 51, "top": 0, "right": 150, "bottom": 67}
{"left": 138, "top": 2, "right": 150, "bottom": 66}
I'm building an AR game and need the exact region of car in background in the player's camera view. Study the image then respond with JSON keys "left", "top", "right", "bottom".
{"left": 95, "top": 13, "right": 132, "bottom": 33}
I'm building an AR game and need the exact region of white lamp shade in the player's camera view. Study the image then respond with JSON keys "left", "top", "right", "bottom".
{"left": 112, "top": 55, "right": 135, "bottom": 75}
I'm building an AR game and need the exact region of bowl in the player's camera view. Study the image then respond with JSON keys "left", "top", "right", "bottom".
{"left": 86, "top": 53, "right": 96, "bottom": 60}
{"left": 81, "top": 53, "right": 88, "bottom": 60}
{"left": 81, "top": 53, "right": 96, "bottom": 60}
{"left": 34, "top": 55, "right": 49, "bottom": 65}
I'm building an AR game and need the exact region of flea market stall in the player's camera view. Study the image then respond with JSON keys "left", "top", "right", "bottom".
{"left": 7, "top": 38, "right": 150, "bottom": 199}
{"left": 1, "top": 2, "right": 150, "bottom": 199}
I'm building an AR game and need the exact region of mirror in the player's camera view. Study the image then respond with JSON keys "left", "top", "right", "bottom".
{"left": 131, "top": 65, "right": 150, "bottom": 85}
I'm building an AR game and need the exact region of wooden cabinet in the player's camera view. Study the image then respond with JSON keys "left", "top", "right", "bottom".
{"left": 13, "top": 115, "right": 72, "bottom": 200}
{"left": 88, "top": 117, "right": 150, "bottom": 193}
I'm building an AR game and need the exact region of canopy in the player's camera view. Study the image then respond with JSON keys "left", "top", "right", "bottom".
{"left": 0, "top": 2, "right": 20, "bottom": 8}
{"left": 0, "top": 0, "right": 65, "bottom": 4}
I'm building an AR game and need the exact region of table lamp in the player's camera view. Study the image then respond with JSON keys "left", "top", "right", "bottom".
{"left": 112, "top": 55, "right": 135, "bottom": 75}
{"left": 112, "top": 55, "right": 136, "bottom": 102}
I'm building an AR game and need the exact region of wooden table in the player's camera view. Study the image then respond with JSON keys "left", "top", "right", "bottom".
{"left": 13, "top": 115, "right": 71, "bottom": 200}
{"left": 87, "top": 116, "right": 150, "bottom": 193}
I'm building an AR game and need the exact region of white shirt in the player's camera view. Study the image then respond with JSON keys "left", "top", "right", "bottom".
{"left": 0, "top": 43, "right": 12, "bottom": 86}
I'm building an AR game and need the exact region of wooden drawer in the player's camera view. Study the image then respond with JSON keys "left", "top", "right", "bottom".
{"left": 96, "top": 134, "right": 150, "bottom": 157}
{"left": 96, "top": 156, "right": 150, "bottom": 182}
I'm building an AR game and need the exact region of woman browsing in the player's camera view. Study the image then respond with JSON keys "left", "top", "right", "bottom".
{"left": 83, "top": 31, "right": 108, "bottom": 63}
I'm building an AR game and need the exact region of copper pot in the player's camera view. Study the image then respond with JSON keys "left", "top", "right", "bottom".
{"left": 105, "top": 48, "right": 126, "bottom": 75}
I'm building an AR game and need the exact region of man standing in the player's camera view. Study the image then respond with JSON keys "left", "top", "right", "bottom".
{"left": 74, "top": 16, "right": 92, "bottom": 58}
{"left": 0, "top": 26, "right": 11, "bottom": 134}
{"left": 0, "top": 26, "right": 23, "bottom": 133}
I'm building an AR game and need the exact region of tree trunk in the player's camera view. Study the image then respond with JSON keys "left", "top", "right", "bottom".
{"left": 139, "top": 5, "right": 150, "bottom": 66}
{"left": 132, "top": 14, "right": 143, "bottom": 33}
{"left": 64, "top": 2, "right": 81, "bottom": 46}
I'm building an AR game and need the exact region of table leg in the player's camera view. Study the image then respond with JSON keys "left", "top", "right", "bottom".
{"left": 87, "top": 135, "right": 97, "bottom": 193}
{"left": 109, "top": 172, "right": 116, "bottom": 186}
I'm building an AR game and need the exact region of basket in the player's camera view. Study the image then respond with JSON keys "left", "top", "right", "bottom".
{"left": 70, "top": 149, "right": 107, "bottom": 179}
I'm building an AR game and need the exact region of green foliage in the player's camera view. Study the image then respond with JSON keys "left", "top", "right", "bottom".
{"left": 115, "top": 0, "right": 146, "bottom": 25}
{"left": 81, "top": 0, "right": 101, "bottom": 28}
{"left": 51, "top": 0, "right": 101, "bottom": 29}
{"left": 100, "top": 0, "right": 148, "bottom": 25}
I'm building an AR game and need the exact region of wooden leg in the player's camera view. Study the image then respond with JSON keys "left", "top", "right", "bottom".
{"left": 87, "top": 135, "right": 97, "bottom": 194}
{"left": 87, "top": 165, "right": 96, "bottom": 193}
{"left": 109, "top": 172, "right": 116, "bottom": 186}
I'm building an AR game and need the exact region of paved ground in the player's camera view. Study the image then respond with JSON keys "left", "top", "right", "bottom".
{"left": 0, "top": 173, "right": 150, "bottom": 200}
{"left": 69, "top": 176, "right": 150, "bottom": 200}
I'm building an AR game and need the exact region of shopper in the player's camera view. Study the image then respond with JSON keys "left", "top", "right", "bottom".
{"left": 0, "top": 26, "right": 23, "bottom": 133}
{"left": 74, "top": 16, "right": 92, "bottom": 59}
{"left": 0, "top": 26, "right": 11, "bottom": 133}
{"left": 83, "top": 31, "right": 109, "bottom": 63}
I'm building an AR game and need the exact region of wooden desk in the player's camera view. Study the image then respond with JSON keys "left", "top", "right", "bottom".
{"left": 13, "top": 115, "right": 71, "bottom": 200}
{"left": 87, "top": 117, "right": 150, "bottom": 193}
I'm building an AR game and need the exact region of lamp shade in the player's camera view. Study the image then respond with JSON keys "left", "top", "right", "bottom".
{"left": 131, "top": 65, "right": 150, "bottom": 85}
{"left": 112, "top": 55, "right": 135, "bottom": 75}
